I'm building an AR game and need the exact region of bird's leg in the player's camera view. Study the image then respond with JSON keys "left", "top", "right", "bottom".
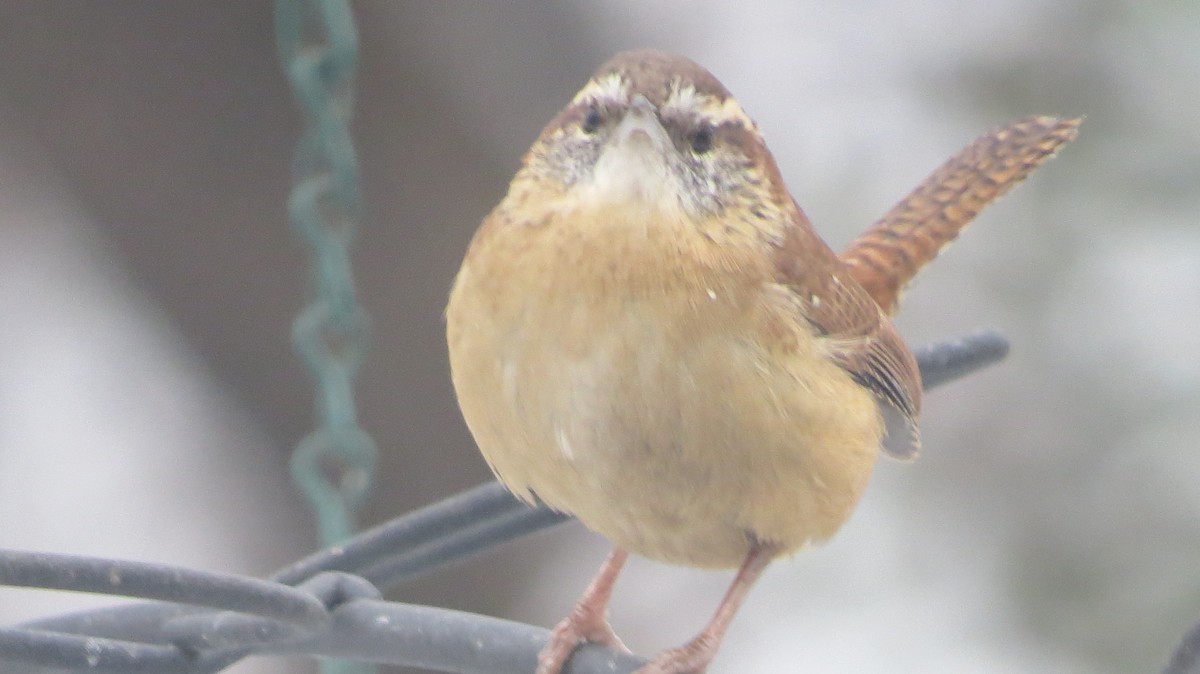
{"left": 537, "top": 547, "right": 632, "bottom": 674}
{"left": 636, "top": 543, "right": 775, "bottom": 674}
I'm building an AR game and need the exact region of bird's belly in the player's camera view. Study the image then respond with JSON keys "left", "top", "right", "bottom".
{"left": 448, "top": 260, "right": 883, "bottom": 569}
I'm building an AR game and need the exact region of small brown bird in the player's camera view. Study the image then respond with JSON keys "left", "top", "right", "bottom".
{"left": 446, "top": 50, "right": 1076, "bottom": 674}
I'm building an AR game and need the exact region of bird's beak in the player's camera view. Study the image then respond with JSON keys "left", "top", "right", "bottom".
{"left": 614, "top": 94, "right": 671, "bottom": 152}
{"left": 586, "top": 94, "right": 678, "bottom": 209}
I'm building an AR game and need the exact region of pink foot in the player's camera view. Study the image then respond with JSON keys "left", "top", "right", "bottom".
{"left": 537, "top": 611, "right": 630, "bottom": 674}
{"left": 634, "top": 544, "right": 776, "bottom": 674}
{"left": 536, "top": 548, "right": 631, "bottom": 674}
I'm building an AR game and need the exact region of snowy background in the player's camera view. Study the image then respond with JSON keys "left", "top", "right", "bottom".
{"left": 0, "top": 2, "right": 1197, "bottom": 673}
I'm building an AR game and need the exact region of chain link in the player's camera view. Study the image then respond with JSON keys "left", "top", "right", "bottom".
{"left": 276, "top": 0, "right": 376, "bottom": 569}
{"left": 277, "top": 4, "right": 379, "bottom": 673}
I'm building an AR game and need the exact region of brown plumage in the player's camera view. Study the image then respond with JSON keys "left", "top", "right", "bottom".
{"left": 773, "top": 214, "right": 923, "bottom": 457}
{"left": 842, "top": 116, "right": 1081, "bottom": 315}
{"left": 446, "top": 50, "right": 1075, "bottom": 674}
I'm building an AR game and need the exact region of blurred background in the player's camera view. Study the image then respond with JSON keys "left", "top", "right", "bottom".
{"left": 0, "top": 2, "right": 1197, "bottom": 673}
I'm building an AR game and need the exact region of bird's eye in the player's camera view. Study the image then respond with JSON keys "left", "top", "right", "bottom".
{"left": 582, "top": 106, "right": 603, "bottom": 134}
{"left": 689, "top": 125, "right": 714, "bottom": 154}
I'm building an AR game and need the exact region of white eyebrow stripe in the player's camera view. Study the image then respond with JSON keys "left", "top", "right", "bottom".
{"left": 662, "top": 80, "right": 755, "bottom": 128}
{"left": 571, "top": 72, "right": 628, "bottom": 106}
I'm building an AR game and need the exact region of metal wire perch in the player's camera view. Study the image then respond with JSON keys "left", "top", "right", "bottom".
{"left": 0, "top": 331, "right": 1076, "bottom": 674}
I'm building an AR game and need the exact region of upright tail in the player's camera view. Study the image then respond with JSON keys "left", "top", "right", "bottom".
{"left": 840, "top": 115, "right": 1081, "bottom": 315}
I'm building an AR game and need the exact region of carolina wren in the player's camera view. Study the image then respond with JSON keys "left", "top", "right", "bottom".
{"left": 446, "top": 50, "right": 1076, "bottom": 674}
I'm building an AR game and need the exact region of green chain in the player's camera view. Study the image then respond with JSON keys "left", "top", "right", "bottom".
{"left": 277, "top": 3, "right": 379, "bottom": 673}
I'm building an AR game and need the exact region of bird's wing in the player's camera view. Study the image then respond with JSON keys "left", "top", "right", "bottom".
{"left": 772, "top": 208, "right": 923, "bottom": 459}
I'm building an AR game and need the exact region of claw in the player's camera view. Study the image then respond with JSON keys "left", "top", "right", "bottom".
{"left": 536, "top": 548, "right": 631, "bottom": 674}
